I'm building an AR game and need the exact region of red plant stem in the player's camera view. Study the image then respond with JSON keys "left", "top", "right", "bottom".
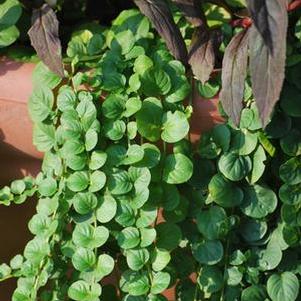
{"left": 288, "top": 0, "right": 301, "bottom": 11}
{"left": 231, "top": 0, "right": 301, "bottom": 29}
{"left": 230, "top": 17, "right": 252, "bottom": 29}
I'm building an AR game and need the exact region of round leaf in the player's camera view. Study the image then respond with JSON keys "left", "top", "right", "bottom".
{"left": 161, "top": 111, "right": 189, "bottom": 143}
{"left": 163, "top": 154, "right": 193, "bottom": 184}
{"left": 267, "top": 272, "right": 299, "bottom": 301}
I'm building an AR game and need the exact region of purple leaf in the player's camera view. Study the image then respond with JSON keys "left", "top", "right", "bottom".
{"left": 188, "top": 27, "right": 215, "bottom": 84}
{"left": 220, "top": 29, "right": 249, "bottom": 125}
{"left": 172, "top": 0, "right": 205, "bottom": 27}
{"left": 246, "top": 0, "right": 288, "bottom": 54}
{"left": 249, "top": 1, "right": 287, "bottom": 127}
{"left": 134, "top": 0, "right": 188, "bottom": 64}
{"left": 28, "top": 4, "right": 64, "bottom": 77}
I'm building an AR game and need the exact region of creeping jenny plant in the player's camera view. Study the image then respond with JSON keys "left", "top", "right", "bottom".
{"left": 1, "top": 7, "right": 301, "bottom": 301}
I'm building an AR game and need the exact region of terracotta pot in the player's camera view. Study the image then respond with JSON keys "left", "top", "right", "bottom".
{"left": 0, "top": 57, "right": 43, "bottom": 185}
{"left": 0, "top": 57, "right": 42, "bottom": 300}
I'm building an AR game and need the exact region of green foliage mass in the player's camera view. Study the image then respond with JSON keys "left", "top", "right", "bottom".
{"left": 0, "top": 7, "right": 301, "bottom": 301}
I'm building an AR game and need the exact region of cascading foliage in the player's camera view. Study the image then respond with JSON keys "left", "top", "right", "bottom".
{"left": 0, "top": 7, "right": 301, "bottom": 301}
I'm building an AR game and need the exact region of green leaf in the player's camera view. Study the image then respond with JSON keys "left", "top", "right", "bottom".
{"left": 124, "top": 97, "right": 142, "bottom": 118}
{"left": 279, "top": 157, "right": 301, "bottom": 185}
{"left": 127, "top": 121, "right": 137, "bottom": 140}
{"left": 0, "top": 263, "right": 11, "bottom": 279}
{"left": 128, "top": 73, "right": 141, "bottom": 92}
{"left": 226, "top": 266, "right": 243, "bottom": 286}
{"left": 198, "top": 266, "right": 223, "bottom": 294}
{"left": 118, "top": 227, "right": 140, "bottom": 249}
{"left": 151, "top": 272, "right": 171, "bottom": 294}
{"left": 209, "top": 174, "right": 244, "bottom": 207}
{"left": 248, "top": 145, "right": 266, "bottom": 184}
{"left": 136, "top": 97, "right": 163, "bottom": 142}
{"left": 115, "top": 199, "right": 136, "bottom": 227}
{"left": 156, "top": 222, "right": 182, "bottom": 251}
{"left": 89, "top": 151, "right": 107, "bottom": 170}
{"left": 67, "top": 172, "right": 90, "bottom": 192}
{"left": 89, "top": 170, "right": 106, "bottom": 192}
{"left": 122, "top": 145, "right": 145, "bottom": 165}
{"left": 73, "top": 192, "right": 98, "bottom": 215}
{"left": 102, "top": 94, "right": 126, "bottom": 120}
{"left": 33, "top": 123, "right": 56, "bottom": 152}
{"left": 127, "top": 271, "right": 150, "bottom": 296}
{"left": 128, "top": 167, "right": 151, "bottom": 190}
{"left": 0, "top": 25, "right": 19, "bottom": 47}
{"left": 29, "top": 86, "right": 54, "bottom": 122}
{"left": 104, "top": 120, "right": 126, "bottom": 140}
{"left": 280, "top": 130, "right": 301, "bottom": 156}
{"left": 24, "top": 238, "right": 50, "bottom": 265}
{"left": 141, "top": 68, "right": 171, "bottom": 96}
{"left": 240, "top": 219, "right": 267, "bottom": 242}
{"left": 161, "top": 183, "right": 180, "bottom": 211}
{"left": 85, "top": 129, "right": 98, "bottom": 151}
{"left": 267, "top": 272, "right": 299, "bottom": 301}
{"left": 135, "top": 144, "right": 161, "bottom": 169}
{"left": 212, "top": 124, "right": 231, "bottom": 152}
{"left": 198, "top": 80, "right": 220, "bottom": 98}
{"left": 151, "top": 249, "right": 171, "bottom": 272}
{"left": 10, "top": 254, "right": 23, "bottom": 270}
{"left": 240, "top": 185, "right": 278, "bottom": 218}
{"left": 32, "top": 62, "right": 62, "bottom": 89}
{"left": 80, "top": 254, "right": 115, "bottom": 283}
{"left": 108, "top": 169, "right": 133, "bottom": 195}
{"left": 76, "top": 96, "right": 97, "bottom": 131}
{"left": 126, "top": 248, "right": 149, "bottom": 271}
{"left": 112, "top": 30, "right": 135, "bottom": 54}
{"left": 192, "top": 240, "right": 224, "bottom": 265}
{"left": 28, "top": 213, "right": 57, "bottom": 237}
{"left": 96, "top": 194, "right": 117, "bottom": 223}
{"left": 87, "top": 34, "right": 104, "bottom": 55}
{"left": 0, "top": 0, "right": 22, "bottom": 26}
{"left": 57, "top": 86, "right": 77, "bottom": 112}
{"left": 62, "top": 139, "right": 85, "bottom": 155}
{"left": 96, "top": 254, "right": 115, "bottom": 279}
{"left": 134, "top": 55, "right": 153, "bottom": 74}
{"left": 140, "top": 227, "right": 156, "bottom": 248}
{"left": 161, "top": 111, "right": 189, "bottom": 143}
{"left": 258, "top": 241, "right": 282, "bottom": 271}
{"left": 218, "top": 152, "right": 252, "bottom": 181}
{"left": 241, "top": 285, "right": 267, "bottom": 301}
{"left": 136, "top": 207, "right": 157, "bottom": 228}
{"left": 68, "top": 280, "right": 101, "bottom": 301}
{"left": 11, "top": 179, "right": 26, "bottom": 195}
{"left": 38, "top": 177, "right": 57, "bottom": 197}
{"left": 196, "top": 206, "right": 229, "bottom": 240}
{"left": 72, "top": 247, "right": 96, "bottom": 272}
{"left": 163, "top": 196, "right": 188, "bottom": 223}
{"left": 73, "top": 223, "right": 109, "bottom": 248}
{"left": 37, "top": 197, "right": 58, "bottom": 216}
{"left": 65, "top": 153, "right": 87, "bottom": 171}
{"left": 279, "top": 183, "right": 301, "bottom": 205}
{"left": 230, "top": 131, "right": 258, "bottom": 156}
{"left": 163, "top": 153, "right": 193, "bottom": 184}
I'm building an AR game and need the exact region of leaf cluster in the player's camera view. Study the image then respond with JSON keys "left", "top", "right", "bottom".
{"left": 0, "top": 6, "right": 301, "bottom": 301}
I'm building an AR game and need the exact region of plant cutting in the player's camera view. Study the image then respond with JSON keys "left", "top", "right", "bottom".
{"left": 0, "top": 0, "right": 301, "bottom": 301}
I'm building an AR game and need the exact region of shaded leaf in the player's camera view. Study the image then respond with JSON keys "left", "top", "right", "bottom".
{"left": 249, "top": 1, "right": 288, "bottom": 126}
{"left": 188, "top": 27, "right": 215, "bottom": 84}
{"left": 28, "top": 4, "right": 64, "bottom": 77}
{"left": 172, "top": 0, "right": 205, "bottom": 27}
{"left": 246, "top": 0, "right": 287, "bottom": 54}
{"left": 220, "top": 29, "right": 249, "bottom": 125}
{"left": 134, "top": 0, "right": 188, "bottom": 63}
